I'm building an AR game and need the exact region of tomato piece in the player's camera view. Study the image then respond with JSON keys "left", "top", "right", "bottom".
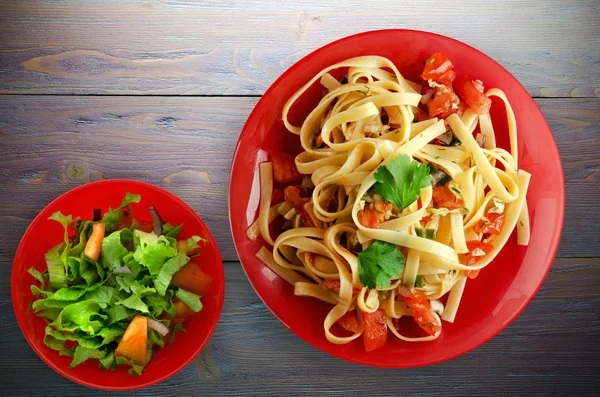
{"left": 456, "top": 100, "right": 470, "bottom": 116}
{"left": 337, "top": 310, "right": 359, "bottom": 333}
{"left": 283, "top": 186, "right": 315, "bottom": 226}
{"left": 415, "top": 107, "right": 431, "bottom": 122}
{"left": 358, "top": 204, "right": 380, "bottom": 228}
{"left": 421, "top": 215, "right": 433, "bottom": 225}
{"left": 455, "top": 76, "right": 492, "bottom": 115}
{"left": 114, "top": 315, "right": 148, "bottom": 366}
{"left": 137, "top": 220, "right": 154, "bottom": 233}
{"left": 466, "top": 269, "right": 481, "bottom": 279}
{"left": 171, "top": 261, "right": 212, "bottom": 296}
{"left": 362, "top": 309, "right": 388, "bottom": 352}
{"left": 421, "top": 52, "right": 454, "bottom": 83}
{"left": 271, "top": 152, "right": 303, "bottom": 183}
{"left": 402, "top": 291, "right": 441, "bottom": 337}
{"left": 435, "top": 68, "right": 456, "bottom": 84}
{"left": 271, "top": 189, "right": 284, "bottom": 205}
{"left": 322, "top": 279, "right": 360, "bottom": 296}
{"left": 465, "top": 240, "right": 494, "bottom": 268}
{"left": 171, "top": 298, "right": 195, "bottom": 325}
{"left": 432, "top": 186, "right": 463, "bottom": 210}
{"left": 473, "top": 212, "right": 504, "bottom": 235}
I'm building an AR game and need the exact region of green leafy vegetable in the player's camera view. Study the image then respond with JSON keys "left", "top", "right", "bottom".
{"left": 154, "top": 251, "right": 188, "bottom": 296}
{"left": 357, "top": 240, "right": 406, "bottom": 289}
{"left": 102, "top": 192, "right": 141, "bottom": 233}
{"left": 374, "top": 154, "right": 431, "bottom": 210}
{"left": 169, "top": 323, "right": 186, "bottom": 344}
{"left": 162, "top": 222, "right": 183, "bottom": 239}
{"left": 45, "top": 243, "right": 67, "bottom": 289}
{"left": 175, "top": 289, "right": 203, "bottom": 312}
{"left": 133, "top": 230, "right": 177, "bottom": 275}
{"left": 101, "top": 229, "right": 130, "bottom": 270}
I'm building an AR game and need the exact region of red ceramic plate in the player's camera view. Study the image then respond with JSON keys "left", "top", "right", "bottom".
{"left": 229, "top": 30, "right": 565, "bottom": 367}
{"left": 12, "top": 180, "right": 224, "bottom": 390}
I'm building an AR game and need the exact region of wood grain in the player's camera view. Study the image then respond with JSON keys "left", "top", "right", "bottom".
{"left": 0, "top": 96, "right": 598, "bottom": 260}
{"left": 0, "top": 0, "right": 598, "bottom": 96}
{"left": 0, "top": 258, "right": 598, "bottom": 396}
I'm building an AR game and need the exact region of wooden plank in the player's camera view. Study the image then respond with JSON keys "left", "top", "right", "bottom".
{"left": 0, "top": 96, "right": 597, "bottom": 260}
{"left": 0, "top": 258, "right": 598, "bottom": 396}
{"left": 0, "top": 0, "right": 598, "bottom": 97}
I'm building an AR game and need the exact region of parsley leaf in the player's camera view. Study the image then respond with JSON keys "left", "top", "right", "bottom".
{"left": 373, "top": 154, "right": 431, "bottom": 210}
{"left": 357, "top": 240, "right": 406, "bottom": 289}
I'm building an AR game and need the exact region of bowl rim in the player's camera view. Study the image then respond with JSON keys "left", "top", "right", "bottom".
{"left": 12, "top": 179, "right": 225, "bottom": 390}
{"left": 228, "top": 28, "right": 565, "bottom": 367}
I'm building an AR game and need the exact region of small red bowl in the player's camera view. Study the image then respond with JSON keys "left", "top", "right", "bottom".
{"left": 12, "top": 180, "right": 225, "bottom": 390}
{"left": 229, "top": 30, "right": 565, "bottom": 367}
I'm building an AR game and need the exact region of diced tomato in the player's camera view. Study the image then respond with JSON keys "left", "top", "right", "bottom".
{"left": 137, "top": 220, "right": 154, "bottom": 233}
{"left": 322, "top": 279, "right": 360, "bottom": 296}
{"left": 283, "top": 186, "right": 315, "bottom": 226}
{"left": 171, "top": 298, "right": 195, "bottom": 325}
{"left": 432, "top": 186, "right": 463, "bottom": 210}
{"left": 402, "top": 291, "right": 441, "bottom": 337}
{"left": 466, "top": 269, "right": 481, "bottom": 279}
{"left": 358, "top": 204, "right": 380, "bottom": 228}
{"left": 457, "top": 100, "right": 470, "bottom": 116}
{"left": 271, "top": 189, "right": 284, "bottom": 205}
{"left": 114, "top": 315, "right": 148, "bottom": 366}
{"left": 271, "top": 152, "right": 303, "bottom": 183}
{"left": 473, "top": 212, "right": 505, "bottom": 235}
{"left": 415, "top": 107, "right": 431, "bottom": 122}
{"left": 421, "top": 52, "right": 455, "bottom": 84}
{"left": 338, "top": 310, "right": 359, "bottom": 333}
{"left": 171, "top": 261, "right": 212, "bottom": 296}
{"left": 465, "top": 240, "right": 494, "bottom": 269}
{"left": 455, "top": 76, "right": 492, "bottom": 115}
{"left": 421, "top": 215, "right": 433, "bottom": 225}
{"left": 362, "top": 309, "right": 388, "bottom": 352}
{"left": 427, "top": 83, "right": 460, "bottom": 119}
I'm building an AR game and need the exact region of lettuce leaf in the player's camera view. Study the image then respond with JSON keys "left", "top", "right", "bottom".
{"left": 45, "top": 242, "right": 67, "bottom": 289}
{"left": 161, "top": 222, "right": 182, "bottom": 239}
{"left": 115, "top": 356, "right": 144, "bottom": 376}
{"left": 175, "top": 288, "right": 203, "bottom": 312}
{"left": 133, "top": 230, "right": 177, "bottom": 275}
{"left": 53, "top": 300, "right": 104, "bottom": 335}
{"left": 177, "top": 236, "right": 207, "bottom": 253}
{"left": 70, "top": 345, "right": 107, "bottom": 369}
{"left": 153, "top": 251, "right": 188, "bottom": 296}
{"left": 102, "top": 192, "right": 141, "bottom": 233}
{"left": 101, "top": 229, "right": 130, "bottom": 270}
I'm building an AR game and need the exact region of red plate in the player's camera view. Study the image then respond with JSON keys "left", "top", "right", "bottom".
{"left": 229, "top": 30, "right": 565, "bottom": 367}
{"left": 12, "top": 180, "right": 225, "bottom": 390}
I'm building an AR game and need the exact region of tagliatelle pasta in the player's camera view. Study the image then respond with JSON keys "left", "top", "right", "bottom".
{"left": 249, "top": 53, "right": 530, "bottom": 351}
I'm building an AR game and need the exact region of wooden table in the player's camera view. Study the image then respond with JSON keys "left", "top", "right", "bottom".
{"left": 1, "top": 1, "right": 598, "bottom": 395}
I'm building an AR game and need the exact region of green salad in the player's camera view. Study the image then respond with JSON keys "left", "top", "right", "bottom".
{"left": 28, "top": 193, "right": 207, "bottom": 375}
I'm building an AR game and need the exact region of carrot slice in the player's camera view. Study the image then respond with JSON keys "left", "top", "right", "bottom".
{"left": 84, "top": 222, "right": 105, "bottom": 261}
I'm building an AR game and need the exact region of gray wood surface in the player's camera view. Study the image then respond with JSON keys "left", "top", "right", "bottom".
{"left": 0, "top": 0, "right": 599, "bottom": 396}
{"left": 0, "top": 0, "right": 598, "bottom": 97}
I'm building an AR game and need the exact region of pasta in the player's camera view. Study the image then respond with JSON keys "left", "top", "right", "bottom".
{"left": 249, "top": 53, "right": 530, "bottom": 351}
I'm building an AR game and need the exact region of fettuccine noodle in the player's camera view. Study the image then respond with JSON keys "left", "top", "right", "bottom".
{"left": 249, "top": 55, "right": 530, "bottom": 349}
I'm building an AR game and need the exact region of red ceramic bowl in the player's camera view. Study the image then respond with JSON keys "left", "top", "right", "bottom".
{"left": 12, "top": 180, "right": 224, "bottom": 390}
{"left": 229, "top": 30, "right": 565, "bottom": 367}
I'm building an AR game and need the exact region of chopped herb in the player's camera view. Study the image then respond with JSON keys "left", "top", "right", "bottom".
{"left": 428, "top": 58, "right": 435, "bottom": 64}
{"left": 435, "top": 156, "right": 440, "bottom": 159}
{"left": 519, "top": 221, "right": 524, "bottom": 227}
{"left": 358, "top": 85, "right": 371, "bottom": 96}
{"left": 373, "top": 154, "right": 432, "bottom": 210}
{"left": 450, "top": 137, "right": 461, "bottom": 146}
{"left": 414, "top": 275, "right": 425, "bottom": 288}
{"left": 463, "top": 207, "right": 470, "bottom": 214}
{"left": 415, "top": 227, "right": 436, "bottom": 240}
{"left": 357, "top": 240, "right": 406, "bottom": 289}
{"left": 340, "top": 76, "right": 348, "bottom": 85}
